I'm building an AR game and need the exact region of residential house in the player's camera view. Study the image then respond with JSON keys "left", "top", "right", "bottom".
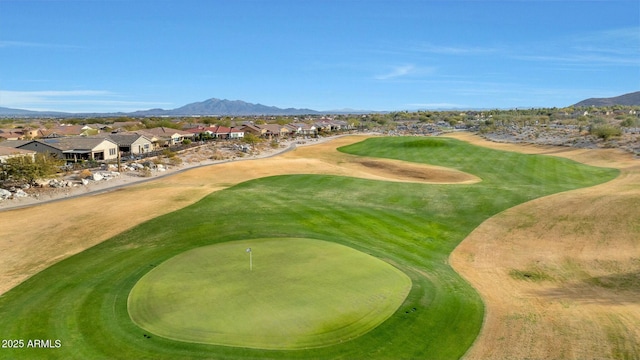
{"left": 97, "top": 133, "right": 154, "bottom": 155}
{"left": 239, "top": 124, "right": 267, "bottom": 137}
{"left": 315, "top": 119, "right": 352, "bottom": 132}
{"left": 332, "top": 120, "right": 353, "bottom": 130}
{"left": 133, "top": 130, "right": 163, "bottom": 149}
{"left": 87, "top": 123, "right": 112, "bottom": 132}
{"left": 0, "top": 146, "right": 36, "bottom": 163}
{"left": 257, "top": 124, "right": 291, "bottom": 138}
{"left": 184, "top": 126, "right": 213, "bottom": 139}
{"left": 38, "top": 124, "right": 98, "bottom": 138}
{"left": 285, "top": 124, "right": 300, "bottom": 134}
{"left": 290, "top": 123, "right": 318, "bottom": 136}
{"left": 21, "top": 127, "right": 41, "bottom": 139}
{"left": 0, "top": 140, "right": 32, "bottom": 148}
{"left": 17, "top": 137, "right": 119, "bottom": 162}
{"left": 212, "top": 126, "right": 232, "bottom": 139}
{"left": 138, "top": 127, "right": 195, "bottom": 146}
{"left": 0, "top": 129, "right": 24, "bottom": 141}
{"left": 185, "top": 125, "right": 245, "bottom": 140}
{"left": 229, "top": 127, "right": 245, "bottom": 139}
{"left": 314, "top": 120, "right": 333, "bottom": 132}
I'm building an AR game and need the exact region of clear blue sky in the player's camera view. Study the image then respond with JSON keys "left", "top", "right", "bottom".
{"left": 1, "top": 0, "right": 638, "bottom": 113}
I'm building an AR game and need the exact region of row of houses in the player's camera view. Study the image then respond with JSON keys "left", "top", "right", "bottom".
{"left": 182, "top": 120, "right": 352, "bottom": 139}
{"left": 0, "top": 120, "right": 355, "bottom": 164}
{"left": 0, "top": 118, "right": 353, "bottom": 141}
{"left": 0, "top": 129, "right": 185, "bottom": 163}
{"left": 0, "top": 124, "right": 99, "bottom": 140}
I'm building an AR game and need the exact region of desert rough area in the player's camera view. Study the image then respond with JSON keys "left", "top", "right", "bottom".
{"left": 447, "top": 132, "right": 640, "bottom": 359}
{"left": 1, "top": 133, "right": 638, "bottom": 359}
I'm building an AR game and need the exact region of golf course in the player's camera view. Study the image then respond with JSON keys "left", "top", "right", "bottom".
{"left": 1, "top": 135, "right": 635, "bottom": 359}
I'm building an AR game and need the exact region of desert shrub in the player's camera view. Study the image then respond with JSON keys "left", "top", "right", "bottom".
{"left": 242, "top": 133, "right": 261, "bottom": 145}
{"left": 79, "top": 169, "right": 93, "bottom": 179}
{"left": 169, "top": 157, "right": 182, "bottom": 166}
{"left": 209, "top": 151, "right": 226, "bottom": 161}
{"left": 590, "top": 125, "right": 622, "bottom": 140}
{"left": 620, "top": 117, "right": 638, "bottom": 127}
{"left": 162, "top": 149, "right": 176, "bottom": 158}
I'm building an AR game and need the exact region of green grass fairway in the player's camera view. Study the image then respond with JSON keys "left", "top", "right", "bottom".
{"left": 0, "top": 137, "right": 618, "bottom": 359}
{"left": 128, "top": 238, "right": 411, "bottom": 349}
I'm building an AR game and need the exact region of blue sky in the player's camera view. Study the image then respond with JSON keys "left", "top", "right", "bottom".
{"left": 0, "top": 0, "right": 638, "bottom": 113}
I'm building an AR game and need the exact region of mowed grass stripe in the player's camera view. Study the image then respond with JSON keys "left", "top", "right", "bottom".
{"left": 0, "top": 137, "right": 618, "bottom": 360}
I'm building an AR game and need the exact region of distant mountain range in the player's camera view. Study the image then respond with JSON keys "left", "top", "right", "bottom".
{"left": 0, "top": 98, "right": 322, "bottom": 118}
{"left": 573, "top": 91, "right": 640, "bottom": 107}
{"left": 0, "top": 106, "right": 69, "bottom": 117}
{"left": 2, "top": 92, "right": 639, "bottom": 118}
{"left": 129, "top": 98, "right": 320, "bottom": 116}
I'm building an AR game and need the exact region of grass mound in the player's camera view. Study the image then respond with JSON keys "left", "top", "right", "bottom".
{"left": 128, "top": 238, "right": 411, "bottom": 349}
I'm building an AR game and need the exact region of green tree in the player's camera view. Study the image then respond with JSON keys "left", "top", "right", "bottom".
{"left": 275, "top": 117, "right": 291, "bottom": 125}
{"left": 242, "top": 133, "right": 261, "bottom": 145}
{"left": 217, "top": 117, "right": 232, "bottom": 127}
{"left": 2, "top": 153, "right": 64, "bottom": 183}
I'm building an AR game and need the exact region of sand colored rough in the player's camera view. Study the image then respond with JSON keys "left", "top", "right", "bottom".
{"left": 447, "top": 132, "right": 640, "bottom": 360}
{"left": 0, "top": 135, "right": 475, "bottom": 296}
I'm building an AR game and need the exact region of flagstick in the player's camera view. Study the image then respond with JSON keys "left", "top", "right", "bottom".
{"left": 246, "top": 247, "right": 252, "bottom": 271}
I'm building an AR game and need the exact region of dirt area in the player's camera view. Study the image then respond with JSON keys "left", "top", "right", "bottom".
{"left": 0, "top": 134, "right": 475, "bottom": 296}
{"left": 447, "top": 132, "right": 640, "bottom": 360}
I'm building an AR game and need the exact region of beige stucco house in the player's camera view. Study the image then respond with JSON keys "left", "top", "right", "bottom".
{"left": 17, "top": 137, "right": 119, "bottom": 162}
{"left": 139, "top": 127, "right": 195, "bottom": 146}
{"left": 102, "top": 133, "right": 154, "bottom": 155}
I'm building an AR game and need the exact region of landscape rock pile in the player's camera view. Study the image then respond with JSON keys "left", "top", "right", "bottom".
{"left": 90, "top": 171, "right": 120, "bottom": 181}
{"left": 0, "top": 187, "right": 30, "bottom": 201}
{"left": 0, "top": 188, "right": 11, "bottom": 200}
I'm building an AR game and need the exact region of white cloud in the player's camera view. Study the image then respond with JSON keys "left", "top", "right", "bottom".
{"left": 374, "top": 65, "right": 436, "bottom": 80}
{"left": 0, "top": 90, "right": 170, "bottom": 113}
{"left": 412, "top": 43, "right": 496, "bottom": 55}
{"left": 375, "top": 65, "right": 415, "bottom": 80}
{"left": 1, "top": 90, "right": 110, "bottom": 101}
{"left": 512, "top": 26, "right": 640, "bottom": 67}
{"left": 406, "top": 103, "right": 469, "bottom": 109}
{"left": 0, "top": 40, "right": 80, "bottom": 49}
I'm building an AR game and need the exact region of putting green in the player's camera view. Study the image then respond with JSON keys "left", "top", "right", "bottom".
{"left": 128, "top": 238, "right": 411, "bottom": 350}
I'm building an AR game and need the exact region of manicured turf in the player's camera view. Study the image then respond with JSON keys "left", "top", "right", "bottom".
{"left": 128, "top": 238, "right": 411, "bottom": 349}
{"left": 0, "top": 137, "right": 618, "bottom": 359}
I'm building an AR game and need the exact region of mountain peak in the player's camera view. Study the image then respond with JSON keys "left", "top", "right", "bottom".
{"left": 573, "top": 91, "right": 640, "bottom": 107}
{"left": 166, "top": 98, "right": 318, "bottom": 116}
